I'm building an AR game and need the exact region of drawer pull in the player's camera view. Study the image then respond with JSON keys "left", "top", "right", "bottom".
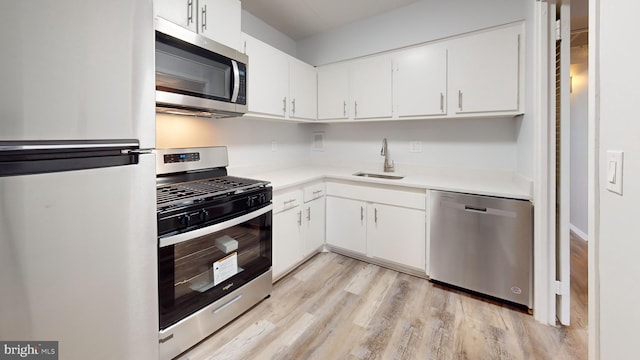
{"left": 213, "top": 294, "right": 242, "bottom": 314}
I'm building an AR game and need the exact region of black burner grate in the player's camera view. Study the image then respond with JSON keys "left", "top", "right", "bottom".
{"left": 157, "top": 176, "right": 268, "bottom": 208}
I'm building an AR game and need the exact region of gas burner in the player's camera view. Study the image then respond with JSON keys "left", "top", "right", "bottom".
{"left": 157, "top": 175, "right": 269, "bottom": 209}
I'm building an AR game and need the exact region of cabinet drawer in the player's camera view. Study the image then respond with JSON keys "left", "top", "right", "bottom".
{"left": 303, "top": 183, "right": 325, "bottom": 202}
{"left": 273, "top": 189, "right": 302, "bottom": 213}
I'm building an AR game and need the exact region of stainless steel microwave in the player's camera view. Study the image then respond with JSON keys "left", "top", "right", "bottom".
{"left": 155, "top": 18, "right": 248, "bottom": 118}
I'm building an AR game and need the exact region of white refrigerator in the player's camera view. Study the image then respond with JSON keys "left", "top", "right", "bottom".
{"left": 0, "top": 1, "right": 158, "bottom": 359}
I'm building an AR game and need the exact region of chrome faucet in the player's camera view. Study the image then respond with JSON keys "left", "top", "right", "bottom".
{"left": 381, "top": 138, "right": 395, "bottom": 172}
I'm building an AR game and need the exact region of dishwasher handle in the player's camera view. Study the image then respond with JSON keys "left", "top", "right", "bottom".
{"left": 441, "top": 200, "right": 517, "bottom": 218}
{"left": 464, "top": 205, "right": 487, "bottom": 213}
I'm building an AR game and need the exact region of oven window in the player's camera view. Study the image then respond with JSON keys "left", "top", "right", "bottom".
{"left": 158, "top": 211, "right": 272, "bottom": 329}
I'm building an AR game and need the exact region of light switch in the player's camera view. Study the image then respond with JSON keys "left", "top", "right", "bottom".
{"left": 606, "top": 150, "right": 623, "bottom": 195}
{"left": 608, "top": 161, "right": 616, "bottom": 183}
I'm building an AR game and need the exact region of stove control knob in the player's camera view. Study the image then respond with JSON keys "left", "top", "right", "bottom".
{"left": 179, "top": 214, "right": 191, "bottom": 228}
{"left": 199, "top": 209, "right": 209, "bottom": 222}
{"left": 259, "top": 193, "right": 267, "bottom": 204}
{"left": 247, "top": 195, "right": 257, "bottom": 207}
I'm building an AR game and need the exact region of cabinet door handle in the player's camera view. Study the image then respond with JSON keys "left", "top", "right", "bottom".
{"left": 354, "top": 101, "right": 358, "bottom": 118}
{"left": 360, "top": 206, "right": 364, "bottom": 221}
{"left": 282, "top": 97, "right": 287, "bottom": 114}
{"left": 374, "top": 208, "right": 378, "bottom": 224}
{"left": 187, "top": 0, "right": 194, "bottom": 25}
{"left": 458, "top": 90, "right": 463, "bottom": 111}
{"left": 440, "top": 92, "right": 444, "bottom": 113}
{"left": 312, "top": 190, "right": 323, "bottom": 196}
{"left": 292, "top": 98, "right": 296, "bottom": 116}
{"left": 343, "top": 101, "right": 347, "bottom": 117}
{"left": 297, "top": 211, "right": 302, "bottom": 226}
{"left": 306, "top": 207, "right": 311, "bottom": 221}
{"left": 201, "top": 4, "right": 208, "bottom": 31}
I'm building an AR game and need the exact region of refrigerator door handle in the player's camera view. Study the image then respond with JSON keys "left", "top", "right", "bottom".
{"left": 121, "top": 149, "right": 153, "bottom": 155}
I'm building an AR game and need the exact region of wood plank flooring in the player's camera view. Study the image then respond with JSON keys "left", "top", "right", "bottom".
{"left": 178, "top": 237, "right": 588, "bottom": 360}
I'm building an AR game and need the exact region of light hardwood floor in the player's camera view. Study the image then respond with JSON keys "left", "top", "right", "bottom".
{"left": 178, "top": 237, "right": 588, "bottom": 360}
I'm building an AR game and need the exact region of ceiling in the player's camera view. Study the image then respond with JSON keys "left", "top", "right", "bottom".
{"left": 242, "top": 0, "right": 589, "bottom": 45}
{"left": 241, "top": 0, "right": 422, "bottom": 41}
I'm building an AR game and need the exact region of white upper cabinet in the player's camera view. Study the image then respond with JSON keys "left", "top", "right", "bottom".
{"left": 156, "top": 0, "right": 242, "bottom": 51}
{"left": 243, "top": 34, "right": 317, "bottom": 121}
{"left": 198, "top": 0, "right": 241, "bottom": 51}
{"left": 317, "top": 66, "right": 349, "bottom": 120}
{"left": 289, "top": 58, "right": 318, "bottom": 121}
{"left": 155, "top": 0, "right": 197, "bottom": 31}
{"left": 448, "top": 24, "right": 522, "bottom": 115}
{"left": 243, "top": 34, "right": 289, "bottom": 118}
{"left": 394, "top": 45, "right": 447, "bottom": 117}
{"left": 317, "top": 55, "right": 392, "bottom": 121}
{"left": 350, "top": 56, "right": 393, "bottom": 120}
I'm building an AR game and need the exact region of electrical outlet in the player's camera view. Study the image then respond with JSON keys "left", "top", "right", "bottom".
{"left": 271, "top": 141, "right": 277, "bottom": 152}
{"left": 409, "top": 141, "right": 422, "bottom": 153}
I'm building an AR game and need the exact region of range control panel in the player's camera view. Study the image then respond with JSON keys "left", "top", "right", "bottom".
{"left": 163, "top": 152, "right": 200, "bottom": 164}
{"left": 154, "top": 147, "right": 229, "bottom": 176}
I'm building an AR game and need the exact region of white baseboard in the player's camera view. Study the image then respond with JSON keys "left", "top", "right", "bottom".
{"left": 570, "top": 224, "right": 588, "bottom": 241}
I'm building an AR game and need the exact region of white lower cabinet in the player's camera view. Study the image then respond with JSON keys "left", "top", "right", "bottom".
{"left": 326, "top": 197, "right": 367, "bottom": 254}
{"left": 325, "top": 182, "right": 427, "bottom": 273}
{"left": 272, "top": 183, "right": 326, "bottom": 280}
{"left": 303, "top": 196, "right": 325, "bottom": 257}
{"left": 367, "top": 203, "right": 425, "bottom": 270}
{"left": 272, "top": 190, "right": 303, "bottom": 279}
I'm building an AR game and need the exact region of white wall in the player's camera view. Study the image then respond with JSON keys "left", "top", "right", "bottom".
{"left": 309, "top": 118, "right": 518, "bottom": 172}
{"left": 296, "top": 0, "right": 525, "bottom": 66}
{"left": 156, "top": 114, "right": 310, "bottom": 174}
{"left": 241, "top": 10, "right": 297, "bottom": 57}
{"left": 593, "top": 0, "right": 640, "bottom": 358}
{"left": 570, "top": 46, "right": 589, "bottom": 239}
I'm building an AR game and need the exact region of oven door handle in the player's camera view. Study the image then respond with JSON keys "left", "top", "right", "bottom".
{"left": 159, "top": 205, "right": 272, "bottom": 248}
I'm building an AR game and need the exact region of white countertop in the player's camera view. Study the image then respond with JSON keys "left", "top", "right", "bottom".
{"left": 237, "top": 165, "right": 532, "bottom": 201}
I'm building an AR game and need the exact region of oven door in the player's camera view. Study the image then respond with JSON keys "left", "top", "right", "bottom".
{"left": 158, "top": 205, "right": 272, "bottom": 330}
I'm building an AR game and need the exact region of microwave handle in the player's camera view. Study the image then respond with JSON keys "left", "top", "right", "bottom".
{"left": 231, "top": 60, "right": 240, "bottom": 103}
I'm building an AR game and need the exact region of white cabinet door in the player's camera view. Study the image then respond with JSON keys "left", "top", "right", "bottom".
{"left": 303, "top": 197, "right": 325, "bottom": 257}
{"left": 326, "top": 197, "right": 366, "bottom": 254}
{"left": 156, "top": 0, "right": 196, "bottom": 32}
{"left": 395, "top": 45, "right": 447, "bottom": 117}
{"left": 350, "top": 56, "right": 393, "bottom": 119}
{"left": 289, "top": 58, "right": 317, "bottom": 120}
{"left": 449, "top": 25, "right": 521, "bottom": 114}
{"left": 272, "top": 207, "right": 303, "bottom": 279}
{"left": 317, "top": 66, "right": 349, "bottom": 120}
{"left": 368, "top": 203, "right": 426, "bottom": 271}
{"left": 198, "top": 0, "right": 241, "bottom": 51}
{"left": 243, "top": 34, "right": 289, "bottom": 117}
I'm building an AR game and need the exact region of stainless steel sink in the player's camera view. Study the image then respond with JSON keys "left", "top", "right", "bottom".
{"left": 352, "top": 172, "right": 404, "bottom": 180}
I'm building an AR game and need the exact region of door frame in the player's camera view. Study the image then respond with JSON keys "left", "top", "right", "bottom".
{"left": 532, "top": 0, "right": 571, "bottom": 326}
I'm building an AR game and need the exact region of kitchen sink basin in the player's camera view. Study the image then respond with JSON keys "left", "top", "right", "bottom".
{"left": 352, "top": 172, "right": 404, "bottom": 180}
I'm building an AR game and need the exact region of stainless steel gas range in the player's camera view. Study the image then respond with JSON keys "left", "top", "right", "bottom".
{"left": 155, "top": 146, "right": 272, "bottom": 360}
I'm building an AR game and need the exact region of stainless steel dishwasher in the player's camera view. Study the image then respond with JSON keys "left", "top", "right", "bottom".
{"left": 429, "top": 191, "right": 533, "bottom": 308}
